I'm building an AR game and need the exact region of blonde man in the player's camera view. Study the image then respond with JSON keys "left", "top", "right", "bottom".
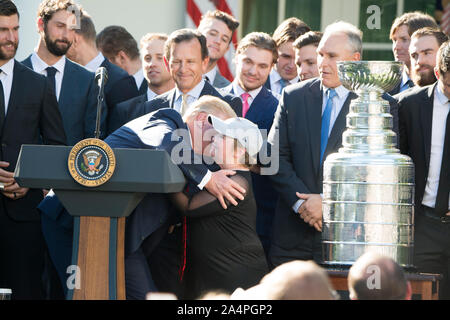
{"left": 105, "top": 95, "right": 241, "bottom": 299}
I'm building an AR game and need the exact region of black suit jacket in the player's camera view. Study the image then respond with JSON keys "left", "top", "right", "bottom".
{"left": 1, "top": 61, "right": 66, "bottom": 222}
{"left": 101, "top": 58, "right": 139, "bottom": 115}
{"left": 22, "top": 55, "right": 107, "bottom": 145}
{"left": 267, "top": 78, "right": 357, "bottom": 251}
{"left": 108, "top": 81, "right": 242, "bottom": 134}
{"left": 107, "top": 93, "right": 147, "bottom": 135}
{"left": 398, "top": 83, "right": 438, "bottom": 210}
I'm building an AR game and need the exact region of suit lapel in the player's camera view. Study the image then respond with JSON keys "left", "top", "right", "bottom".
{"left": 306, "top": 80, "right": 323, "bottom": 175}
{"left": 245, "top": 87, "right": 268, "bottom": 122}
{"left": 421, "top": 84, "right": 435, "bottom": 171}
{"left": 3, "top": 61, "right": 24, "bottom": 131}
{"left": 320, "top": 91, "right": 357, "bottom": 173}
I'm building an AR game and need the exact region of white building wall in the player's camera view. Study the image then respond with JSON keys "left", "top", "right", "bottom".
{"left": 14, "top": 0, "right": 186, "bottom": 61}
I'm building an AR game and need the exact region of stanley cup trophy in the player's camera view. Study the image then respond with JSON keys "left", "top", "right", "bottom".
{"left": 322, "top": 61, "right": 415, "bottom": 268}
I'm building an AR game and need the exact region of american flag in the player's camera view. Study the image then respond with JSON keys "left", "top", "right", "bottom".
{"left": 185, "top": 0, "right": 240, "bottom": 82}
{"left": 441, "top": 3, "right": 450, "bottom": 36}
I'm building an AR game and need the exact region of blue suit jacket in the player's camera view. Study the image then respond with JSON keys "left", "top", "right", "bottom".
{"left": 101, "top": 58, "right": 139, "bottom": 116}
{"left": 222, "top": 84, "right": 279, "bottom": 241}
{"left": 108, "top": 80, "right": 242, "bottom": 135}
{"left": 22, "top": 55, "right": 107, "bottom": 145}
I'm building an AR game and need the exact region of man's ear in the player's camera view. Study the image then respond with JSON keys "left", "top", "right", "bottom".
{"left": 435, "top": 66, "right": 440, "bottom": 80}
{"left": 352, "top": 51, "right": 362, "bottom": 61}
{"left": 202, "top": 56, "right": 210, "bottom": 73}
{"left": 37, "top": 17, "right": 45, "bottom": 33}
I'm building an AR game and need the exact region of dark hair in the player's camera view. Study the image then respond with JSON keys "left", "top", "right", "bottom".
{"left": 74, "top": 10, "right": 96, "bottom": 43}
{"left": 0, "top": 0, "right": 19, "bottom": 17}
{"left": 236, "top": 32, "right": 278, "bottom": 64}
{"left": 200, "top": 10, "right": 240, "bottom": 36}
{"left": 293, "top": 31, "right": 323, "bottom": 50}
{"left": 437, "top": 40, "right": 450, "bottom": 76}
{"left": 37, "top": 0, "right": 77, "bottom": 25}
{"left": 390, "top": 11, "right": 438, "bottom": 40}
{"left": 96, "top": 25, "right": 140, "bottom": 60}
{"left": 272, "top": 17, "right": 311, "bottom": 47}
{"left": 411, "top": 27, "right": 449, "bottom": 47}
{"left": 164, "top": 28, "right": 208, "bottom": 61}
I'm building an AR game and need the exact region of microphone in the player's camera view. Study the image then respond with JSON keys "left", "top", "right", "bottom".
{"left": 94, "top": 67, "right": 108, "bottom": 139}
{"left": 95, "top": 67, "right": 108, "bottom": 88}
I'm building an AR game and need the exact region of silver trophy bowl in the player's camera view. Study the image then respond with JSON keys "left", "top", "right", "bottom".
{"left": 338, "top": 61, "right": 403, "bottom": 93}
{"left": 322, "top": 61, "right": 415, "bottom": 268}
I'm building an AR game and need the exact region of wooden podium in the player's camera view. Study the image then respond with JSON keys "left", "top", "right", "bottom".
{"left": 14, "top": 145, "right": 185, "bottom": 300}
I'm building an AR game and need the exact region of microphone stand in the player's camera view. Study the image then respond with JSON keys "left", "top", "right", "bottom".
{"left": 94, "top": 74, "right": 106, "bottom": 140}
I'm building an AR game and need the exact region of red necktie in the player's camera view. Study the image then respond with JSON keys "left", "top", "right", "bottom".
{"left": 241, "top": 92, "right": 251, "bottom": 117}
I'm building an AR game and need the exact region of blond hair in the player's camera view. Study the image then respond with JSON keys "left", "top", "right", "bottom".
{"left": 183, "top": 95, "right": 237, "bottom": 122}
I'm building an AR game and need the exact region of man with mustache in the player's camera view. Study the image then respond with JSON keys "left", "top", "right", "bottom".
{"left": 21, "top": 0, "right": 105, "bottom": 146}
{"left": 409, "top": 27, "right": 448, "bottom": 87}
{"left": 265, "top": 17, "right": 311, "bottom": 97}
{"left": 0, "top": 0, "right": 66, "bottom": 299}
{"left": 389, "top": 12, "right": 438, "bottom": 95}
{"left": 221, "top": 32, "right": 279, "bottom": 256}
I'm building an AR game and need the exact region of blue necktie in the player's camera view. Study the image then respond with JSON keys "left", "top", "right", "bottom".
{"left": 279, "top": 78, "right": 287, "bottom": 94}
{"left": 320, "top": 88, "right": 337, "bottom": 164}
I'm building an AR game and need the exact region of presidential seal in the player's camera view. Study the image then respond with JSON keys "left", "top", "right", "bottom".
{"left": 68, "top": 138, "right": 116, "bottom": 187}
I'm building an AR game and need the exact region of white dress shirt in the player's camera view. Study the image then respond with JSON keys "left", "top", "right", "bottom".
{"left": 133, "top": 68, "right": 145, "bottom": 90}
{"left": 84, "top": 52, "right": 105, "bottom": 72}
{"left": 269, "top": 68, "right": 299, "bottom": 96}
{"left": 30, "top": 53, "right": 66, "bottom": 101}
{"left": 422, "top": 85, "right": 450, "bottom": 209}
{"left": 203, "top": 66, "right": 218, "bottom": 84}
{"left": 292, "top": 84, "right": 350, "bottom": 213}
{"left": 146, "top": 88, "right": 157, "bottom": 101}
{"left": 232, "top": 80, "right": 263, "bottom": 108}
{"left": 0, "top": 59, "right": 15, "bottom": 114}
{"left": 173, "top": 80, "right": 206, "bottom": 113}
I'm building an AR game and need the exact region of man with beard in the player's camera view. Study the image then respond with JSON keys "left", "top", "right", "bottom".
{"left": 0, "top": 0, "right": 66, "bottom": 299}
{"left": 107, "top": 33, "right": 175, "bottom": 134}
{"left": 409, "top": 28, "right": 448, "bottom": 87}
{"left": 398, "top": 40, "right": 450, "bottom": 299}
{"left": 389, "top": 12, "right": 438, "bottom": 95}
{"left": 22, "top": 0, "right": 105, "bottom": 146}
{"left": 221, "top": 32, "right": 279, "bottom": 256}
{"left": 197, "top": 10, "right": 239, "bottom": 88}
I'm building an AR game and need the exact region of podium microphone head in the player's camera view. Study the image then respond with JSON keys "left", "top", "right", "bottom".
{"left": 95, "top": 67, "right": 108, "bottom": 86}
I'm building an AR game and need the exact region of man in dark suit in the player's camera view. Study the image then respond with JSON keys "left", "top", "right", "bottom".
{"left": 0, "top": 0, "right": 66, "bottom": 299}
{"left": 267, "top": 21, "right": 362, "bottom": 268}
{"left": 388, "top": 12, "right": 438, "bottom": 95}
{"left": 197, "top": 10, "right": 240, "bottom": 88}
{"left": 398, "top": 41, "right": 450, "bottom": 299}
{"left": 221, "top": 31, "right": 279, "bottom": 256}
{"left": 264, "top": 18, "right": 310, "bottom": 96}
{"left": 21, "top": 0, "right": 106, "bottom": 145}
{"left": 107, "top": 33, "right": 175, "bottom": 134}
{"left": 109, "top": 29, "right": 242, "bottom": 131}
{"left": 106, "top": 96, "right": 241, "bottom": 299}
{"left": 96, "top": 25, "right": 148, "bottom": 94}
{"left": 65, "top": 10, "right": 139, "bottom": 128}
